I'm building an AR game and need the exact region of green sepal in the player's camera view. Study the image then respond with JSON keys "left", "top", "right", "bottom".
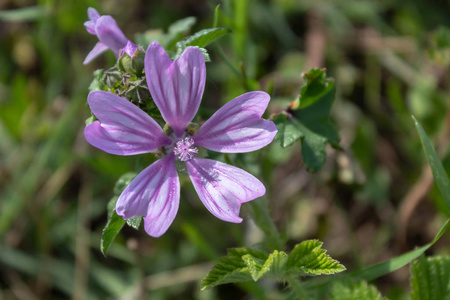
{"left": 117, "top": 48, "right": 145, "bottom": 76}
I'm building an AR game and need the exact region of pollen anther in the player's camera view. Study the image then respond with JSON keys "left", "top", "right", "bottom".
{"left": 173, "top": 137, "right": 199, "bottom": 161}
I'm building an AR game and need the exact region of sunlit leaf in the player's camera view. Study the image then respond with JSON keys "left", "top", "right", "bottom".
{"left": 201, "top": 240, "right": 344, "bottom": 290}
{"left": 286, "top": 240, "right": 346, "bottom": 275}
{"left": 175, "top": 27, "right": 231, "bottom": 61}
{"left": 243, "top": 250, "right": 288, "bottom": 281}
{"left": 181, "top": 27, "right": 231, "bottom": 48}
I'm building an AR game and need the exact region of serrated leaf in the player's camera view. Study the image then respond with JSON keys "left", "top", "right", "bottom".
{"left": 243, "top": 250, "right": 288, "bottom": 281}
{"left": 329, "top": 280, "right": 387, "bottom": 300}
{"left": 286, "top": 240, "right": 346, "bottom": 275}
{"left": 201, "top": 240, "right": 344, "bottom": 290}
{"left": 413, "top": 116, "right": 450, "bottom": 215}
{"left": 273, "top": 69, "right": 340, "bottom": 172}
{"left": 200, "top": 248, "right": 256, "bottom": 290}
{"left": 410, "top": 256, "right": 450, "bottom": 300}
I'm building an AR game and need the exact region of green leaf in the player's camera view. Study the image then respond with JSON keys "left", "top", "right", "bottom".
{"left": 101, "top": 211, "right": 126, "bottom": 257}
{"left": 243, "top": 250, "right": 288, "bottom": 281}
{"left": 168, "top": 17, "right": 197, "bottom": 37}
{"left": 413, "top": 116, "right": 450, "bottom": 215}
{"left": 410, "top": 256, "right": 450, "bottom": 300}
{"left": 166, "top": 17, "right": 197, "bottom": 49}
{"left": 100, "top": 172, "right": 137, "bottom": 256}
{"left": 329, "top": 280, "right": 387, "bottom": 300}
{"left": 126, "top": 217, "right": 142, "bottom": 230}
{"left": 303, "top": 219, "right": 450, "bottom": 296}
{"left": 299, "top": 68, "right": 334, "bottom": 109}
{"left": 273, "top": 114, "right": 304, "bottom": 148}
{"left": 286, "top": 240, "right": 346, "bottom": 275}
{"left": 201, "top": 240, "right": 345, "bottom": 290}
{"left": 200, "top": 248, "right": 256, "bottom": 289}
{"left": 0, "top": 6, "right": 46, "bottom": 21}
{"left": 113, "top": 172, "right": 137, "bottom": 196}
{"left": 174, "top": 27, "right": 231, "bottom": 61}
{"left": 88, "top": 69, "right": 106, "bottom": 92}
{"left": 273, "top": 69, "right": 340, "bottom": 172}
{"left": 181, "top": 27, "right": 231, "bottom": 48}
{"left": 348, "top": 219, "right": 450, "bottom": 282}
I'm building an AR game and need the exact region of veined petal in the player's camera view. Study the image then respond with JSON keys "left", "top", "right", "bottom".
{"left": 95, "top": 16, "right": 128, "bottom": 56}
{"left": 145, "top": 42, "right": 206, "bottom": 137}
{"left": 186, "top": 158, "right": 265, "bottom": 223}
{"left": 85, "top": 91, "right": 171, "bottom": 155}
{"left": 194, "top": 91, "right": 277, "bottom": 153}
{"left": 116, "top": 154, "right": 180, "bottom": 237}
{"left": 83, "top": 42, "right": 108, "bottom": 64}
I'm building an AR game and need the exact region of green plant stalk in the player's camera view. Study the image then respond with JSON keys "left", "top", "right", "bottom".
{"left": 245, "top": 197, "right": 284, "bottom": 251}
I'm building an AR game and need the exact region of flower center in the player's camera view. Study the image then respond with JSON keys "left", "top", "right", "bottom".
{"left": 173, "top": 137, "right": 199, "bottom": 161}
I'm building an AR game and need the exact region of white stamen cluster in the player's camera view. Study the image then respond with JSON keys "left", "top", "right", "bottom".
{"left": 173, "top": 137, "right": 199, "bottom": 161}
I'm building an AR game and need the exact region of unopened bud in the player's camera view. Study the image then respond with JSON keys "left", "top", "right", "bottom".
{"left": 118, "top": 41, "right": 145, "bottom": 76}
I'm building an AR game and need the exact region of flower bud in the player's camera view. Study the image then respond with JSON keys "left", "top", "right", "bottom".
{"left": 117, "top": 41, "right": 145, "bottom": 76}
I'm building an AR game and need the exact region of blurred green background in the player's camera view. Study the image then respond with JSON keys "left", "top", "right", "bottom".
{"left": 1, "top": 0, "right": 449, "bottom": 299}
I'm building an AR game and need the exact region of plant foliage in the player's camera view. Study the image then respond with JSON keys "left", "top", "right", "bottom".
{"left": 201, "top": 240, "right": 345, "bottom": 290}
{"left": 273, "top": 68, "right": 340, "bottom": 172}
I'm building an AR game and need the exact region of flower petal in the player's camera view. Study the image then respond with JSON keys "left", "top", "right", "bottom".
{"left": 116, "top": 154, "right": 180, "bottom": 237}
{"left": 186, "top": 158, "right": 265, "bottom": 223}
{"left": 145, "top": 42, "right": 206, "bottom": 137}
{"left": 83, "top": 42, "right": 108, "bottom": 64}
{"left": 87, "top": 7, "right": 100, "bottom": 21}
{"left": 193, "top": 91, "right": 277, "bottom": 153}
{"left": 85, "top": 91, "right": 171, "bottom": 155}
{"left": 95, "top": 16, "right": 128, "bottom": 56}
{"left": 84, "top": 20, "right": 96, "bottom": 35}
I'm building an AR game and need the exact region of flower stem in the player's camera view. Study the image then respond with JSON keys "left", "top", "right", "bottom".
{"left": 245, "top": 197, "right": 284, "bottom": 251}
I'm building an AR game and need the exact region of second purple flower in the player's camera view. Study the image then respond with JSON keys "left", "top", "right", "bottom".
{"left": 85, "top": 42, "right": 277, "bottom": 237}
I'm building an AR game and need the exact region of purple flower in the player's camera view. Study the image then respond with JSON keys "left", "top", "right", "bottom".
{"left": 85, "top": 41, "right": 277, "bottom": 237}
{"left": 83, "top": 7, "right": 129, "bottom": 64}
